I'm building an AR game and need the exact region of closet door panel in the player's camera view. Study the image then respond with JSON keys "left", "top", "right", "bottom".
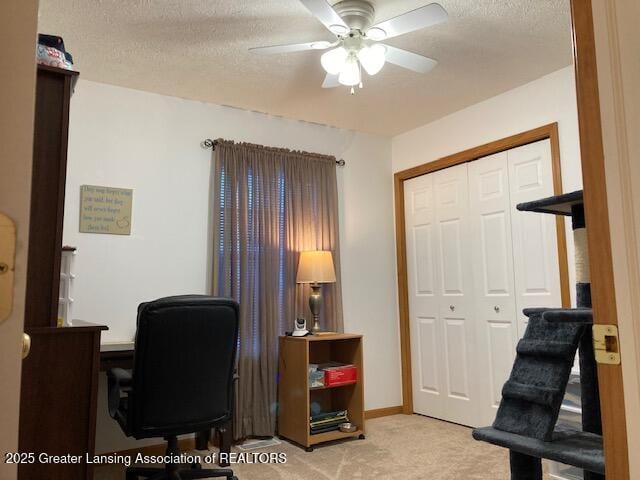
{"left": 487, "top": 321, "right": 515, "bottom": 407}
{"left": 468, "top": 151, "right": 518, "bottom": 426}
{"left": 404, "top": 138, "right": 562, "bottom": 428}
{"left": 443, "top": 318, "right": 470, "bottom": 399}
{"left": 433, "top": 164, "right": 478, "bottom": 426}
{"left": 508, "top": 139, "right": 562, "bottom": 337}
{"left": 404, "top": 175, "right": 445, "bottom": 419}
{"left": 417, "top": 316, "right": 439, "bottom": 394}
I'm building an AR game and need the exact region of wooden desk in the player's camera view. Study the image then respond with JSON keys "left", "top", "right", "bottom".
{"left": 100, "top": 341, "right": 134, "bottom": 371}
{"left": 99, "top": 342, "right": 232, "bottom": 465}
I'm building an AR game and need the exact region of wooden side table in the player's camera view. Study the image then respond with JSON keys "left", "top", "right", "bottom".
{"left": 277, "top": 333, "right": 365, "bottom": 451}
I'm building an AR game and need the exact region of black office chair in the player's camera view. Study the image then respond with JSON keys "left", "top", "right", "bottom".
{"left": 108, "top": 295, "right": 239, "bottom": 480}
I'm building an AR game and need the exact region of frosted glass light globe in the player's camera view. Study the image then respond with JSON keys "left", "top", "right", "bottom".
{"left": 338, "top": 55, "right": 361, "bottom": 86}
{"left": 321, "top": 47, "right": 348, "bottom": 75}
{"left": 357, "top": 44, "right": 386, "bottom": 76}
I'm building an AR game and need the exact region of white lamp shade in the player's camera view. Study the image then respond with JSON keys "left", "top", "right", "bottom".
{"left": 338, "top": 55, "right": 361, "bottom": 86}
{"left": 296, "top": 251, "right": 336, "bottom": 284}
{"left": 321, "top": 47, "right": 348, "bottom": 75}
{"left": 358, "top": 44, "right": 386, "bottom": 75}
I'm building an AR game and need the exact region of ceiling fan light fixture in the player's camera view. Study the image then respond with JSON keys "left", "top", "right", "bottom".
{"left": 338, "top": 54, "right": 361, "bottom": 86}
{"left": 249, "top": 0, "right": 448, "bottom": 92}
{"left": 329, "top": 24, "right": 349, "bottom": 36}
{"left": 366, "top": 27, "right": 387, "bottom": 41}
{"left": 321, "top": 46, "right": 348, "bottom": 74}
{"left": 357, "top": 43, "right": 386, "bottom": 75}
{"left": 311, "top": 41, "right": 332, "bottom": 50}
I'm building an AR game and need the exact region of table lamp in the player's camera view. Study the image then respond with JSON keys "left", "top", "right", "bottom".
{"left": 296, "top": 250, "right": 336, "bottom": 333}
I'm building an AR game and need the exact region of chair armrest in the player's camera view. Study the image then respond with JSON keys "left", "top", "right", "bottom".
{"left": 108, "top": 367, "right": 132, "bottom": 385}
{"left": 107, "top": 368, "right": 132, "bottom": 418}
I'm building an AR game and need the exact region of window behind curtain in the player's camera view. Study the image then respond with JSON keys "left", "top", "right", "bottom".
{"left": 212, "top": 140, "right": 343, "bottom": 439}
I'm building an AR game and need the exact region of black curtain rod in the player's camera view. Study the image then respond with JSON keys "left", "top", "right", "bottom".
{"left": 201, "top": 139, "right": 346, "bottom": 166}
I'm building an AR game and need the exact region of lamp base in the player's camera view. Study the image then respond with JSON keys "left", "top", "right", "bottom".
{"left": 309, "top": 284, "right": 322, "bottom": 333}
{"left": 311, "top": 316, "right": 322, "bottom": 334}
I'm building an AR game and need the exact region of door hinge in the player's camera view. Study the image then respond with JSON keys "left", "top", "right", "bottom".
{"left": 593, "top": 324, "right": 621, "bottom": 365}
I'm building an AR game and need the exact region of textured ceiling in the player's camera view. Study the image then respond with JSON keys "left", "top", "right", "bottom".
{"left": 37, "top": 0, "right": 573, "bottom": 136}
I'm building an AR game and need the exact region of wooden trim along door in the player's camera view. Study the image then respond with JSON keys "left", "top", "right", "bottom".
{"left": 394, "top": 123, "right": 570, "bottom": 415}
{"left": 570, "top": 0, "right": 630, "bottom": 478}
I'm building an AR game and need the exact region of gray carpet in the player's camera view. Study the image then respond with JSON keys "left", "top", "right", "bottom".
{"left": 95, "top": 414, "right": 553, "bottom": 479}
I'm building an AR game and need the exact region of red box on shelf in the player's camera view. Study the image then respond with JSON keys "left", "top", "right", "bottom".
{"left": 323, "top": 364, "right": 358, "bottom": 387}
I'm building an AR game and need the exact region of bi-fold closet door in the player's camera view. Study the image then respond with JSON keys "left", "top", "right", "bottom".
{"left": 404, "top": 163, "right": 478, "bottom": 426}
{"left": 405, "top": 139, "right": 562, "bottom": 427}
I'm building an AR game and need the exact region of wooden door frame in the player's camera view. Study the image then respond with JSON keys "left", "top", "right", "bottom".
{"left": 570, "top": 1, "right": 629, "bottom": 478}
{"left": 394, "top": 1, "right": 631, "bottom": 477}
{"left": 394, "top": 122, "right": 570, "bottom": 417}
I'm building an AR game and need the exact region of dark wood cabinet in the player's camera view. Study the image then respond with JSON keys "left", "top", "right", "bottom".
{"left": 18, "top": 65, "right": 106, "bottom": 480}
{"left": 24, "top": 64, "right": 76, "bottom": 329}
{"left": 19, "top": 323, "right": 105, "bottom": 480}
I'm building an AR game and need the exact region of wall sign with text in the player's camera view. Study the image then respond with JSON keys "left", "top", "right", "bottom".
{"left": 79, "top": 185, "right": 133, "bottom": 235}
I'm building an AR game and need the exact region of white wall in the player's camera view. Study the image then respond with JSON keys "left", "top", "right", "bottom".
{"left": 392, "top": 66, "right": 583, "bottom": 302}
{"left": 62, "top": 80, "right": 401, "bottom": 453}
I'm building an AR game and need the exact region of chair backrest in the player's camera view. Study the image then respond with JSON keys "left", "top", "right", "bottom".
{"left": 129, "top": 295, "right": 239, "bottom": 438}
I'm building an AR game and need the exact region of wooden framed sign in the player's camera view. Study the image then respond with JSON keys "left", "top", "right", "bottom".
{"left": 79, "top": 185, "right": 133, "bottom": 235}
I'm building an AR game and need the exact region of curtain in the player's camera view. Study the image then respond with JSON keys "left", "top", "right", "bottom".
{"left": 212, "top": 139, "right": 343, "bottom": 439}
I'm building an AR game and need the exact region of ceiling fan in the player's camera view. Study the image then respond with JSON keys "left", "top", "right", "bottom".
{"left": 249, "top": 0, "right": 448, "bottom": 93}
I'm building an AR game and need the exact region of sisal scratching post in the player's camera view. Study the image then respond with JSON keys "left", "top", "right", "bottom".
{"left": 572, "top": 203, "right": 603, "bottom": 480}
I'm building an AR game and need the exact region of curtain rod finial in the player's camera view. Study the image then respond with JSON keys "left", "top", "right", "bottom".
{"left": 336, "top": 159, "right": 346, "bottom": 167}
{"left": 201, "top": 139, "right": 215, "bottom": 150}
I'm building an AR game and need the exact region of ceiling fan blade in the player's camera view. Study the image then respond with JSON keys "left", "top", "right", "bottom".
{"left": 249, "top": 41, "right": 332, "bottom": 54}
{"left": 322, "top": 73, "right": 340, "bottom": 88}
{"left": 299, "top": 0, "right": 349, "bottom": 34}
{"left": 383, "top": 45, "right": 438, "bottom": 74}
{"left": 369, "top": 3, "right": 448, "bottom": 40}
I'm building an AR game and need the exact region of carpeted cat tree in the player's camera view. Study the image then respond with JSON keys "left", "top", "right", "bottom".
{"left": 473, "top": 190, "right": 605, "bottom": 479}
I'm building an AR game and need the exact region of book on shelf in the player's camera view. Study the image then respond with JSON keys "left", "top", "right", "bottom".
{"left": 310, "top": 409, "right": 348, "bottom": 422}
{"left": 318, "top": 363, "right": 358, "bottom": 387}
{"left": 311, "top": 415, "right": 348, "bottom": 427}
{"left": 310, "top": 410, "right": 349, "bottom": 434}
{"left": 310, "top": 423, "right": 344, "bottom": 434}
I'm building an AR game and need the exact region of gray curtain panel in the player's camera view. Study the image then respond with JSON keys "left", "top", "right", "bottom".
{"left": 212, "top": 139, "right": 343, "bottom": 439}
